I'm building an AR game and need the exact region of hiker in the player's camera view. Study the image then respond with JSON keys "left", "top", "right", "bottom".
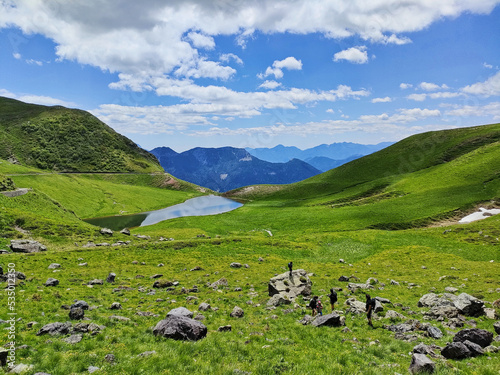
{"left": 316, "top": 299, "right": 323, "bottom": 316}
{"left": 328, "top": 288, "right": 338, "bottom": 311}
{"left": 288, "top": 261, "right": 293, "bottom": 274}
{"left": 365, "top": 294, "right": 376, "bottom": 327}
{"left": 309, "top": 295, "right": 318, "bottom": 316}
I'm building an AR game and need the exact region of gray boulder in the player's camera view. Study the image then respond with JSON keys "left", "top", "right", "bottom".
{"left": 413, "top": 343, "right": 433, "bottom": 355}
{"left": 409, "top": 353, "right": 435, "bottom": 374}
{"left": 10, "top": 239, "right": 47, "bottom": 253}
{"left": 69, "top": 307, "right": 85, "bottom": 320}
{"left": 167, "top": 307, "right": 193, "bottom": 319}
{"left": 453, "top": 328, "right": 493, "bottom": 348}
{"left": 153, "top": 315, "right": 207, "bottom": 341}
{"left": 427, "top": 326, "right": 443, "bottom": 339}
{"left": 385, "top": 310, "right": 406, "bottom": 320}
{"left": 345, "top": 298, "right": 366, "bottom": 315}
{"left": 110, "top": 302, "right": 122, "bottom": 310}
{"left": 48, "top": 263, "right": 61, "bottom": 269}
{"left": 100, "top": 228, "right": 113, "bottom": 235}
{"left": 36, "top": 322, "right": 71, "bottom": 336}
{"left": 106, "top": 272, "right": 116, "bottom": 283}
{"left": 71, "top": 300, "right": 89, "bottom": 310}
{"left": 441, "top": 342, "right": 471, "bottom": 359}
{"left": 63, "top": 334, "right": 83, "bottom": 344}
{"left": 198, "top": 302, "right": 211, "bottom": 311}
{"left": 210, "top": 278, "right": 228, "bottom": 289}
{"left": 463, "top": 340, "right": 484, "bottom": 357}
{"left": 453, "top": 293, "right": 484, "bottom": 317}
{"left": 230, "top": 306, "right": 244, "bottom": 318}
{"left": 268, "top": 269, "right": 311, "bottom": 299}
{"left": 120, "top": 228, "right": 130, "bottom": 235}
{"left": 311, "top": 313, "right": 344, "bottom": 328}
{"left": 230, "top": 262, "right": 242, "bottom": 268}
{"left": 88, "top": 279, "right": 103, "bottom": 285}
{"left": 45, "top": 278, "right": 59, "bottom": 287}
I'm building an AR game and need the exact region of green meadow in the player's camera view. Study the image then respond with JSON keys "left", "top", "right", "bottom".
{"left": 0, "top": 123, "right": 499, "bottom": 374}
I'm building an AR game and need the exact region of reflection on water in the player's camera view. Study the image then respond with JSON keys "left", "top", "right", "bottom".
{"left": 84, "top": 195, "right": 243, "bottom": 231}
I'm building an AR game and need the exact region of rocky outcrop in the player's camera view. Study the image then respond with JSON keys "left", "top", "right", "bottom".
{"left": 10, "top": 239, "right": 46, "bottom": 253}
{"left": 268, "top": 269, "right": 311, "bottom": 299}
{"left": 419, "top": 292, "right": 484, "bottom": 318}
{"left": 441, "top": 342, "right": 471, "bottom": 359}
{"left": 36, "top": 322, "right": 71, "bottom": 336}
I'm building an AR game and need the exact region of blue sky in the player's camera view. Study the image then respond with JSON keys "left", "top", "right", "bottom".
{"left": 1, "top": 1, "right": 500, "bottom": 152}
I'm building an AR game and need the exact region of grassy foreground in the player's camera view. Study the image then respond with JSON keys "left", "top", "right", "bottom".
{"left": 0, "top": 123, "right": 499, "bottom": 374}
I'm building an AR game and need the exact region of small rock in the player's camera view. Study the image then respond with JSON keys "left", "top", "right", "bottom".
{"left": 88, "top": 366, "right": 100, "bottom": 373}
{"left": 494, "top": 321, "right": 500, "bottom": 335}
{"left": 69, "top": 307, "right": 85, "bottom": 320}
{"left": 230, "top": 306, "right": 244, "bottom": 318}
{"left": 409, "top": 353, "right": 435, "bottom": 374}
{"left": 120, "top": 228, "right": 130, "bottom": 235}
{"left": 106, "top": 273, "right": 116, "bottom": 283}
{"left": 218, "top": 325, "right": 232, "bottom": 332}
{"left": 441, "top": 342, "right": 471, "bottom": 359}
{"left": 45, "top": 278, "right": 59, "bottom": 287}
{"left": 48, "top": 263, "right": 61, "bottom": 269}
{"left": 63, "top": 334, "right": 83, "bottom": 344}
{"left": 230, "top": 262, "right": 242, "bottom": 268}
{"left": 104, "top": 354, "right": 115, "bottom": 363}
{"left": 109, "top": 302, "right": 122, "bottom": 310}
{"left": 100, "top": 228, "right": 113, "bottom": 235}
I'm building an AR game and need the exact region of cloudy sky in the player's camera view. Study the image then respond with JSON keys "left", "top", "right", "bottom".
{"left": 1, "top": 0, "right": 500, "bottom": 152}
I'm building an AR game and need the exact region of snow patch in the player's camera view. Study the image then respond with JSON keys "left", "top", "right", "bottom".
{"left": 459, "top": 207, "right": 500, "bottom": 224}
{"left": 239, "top": 155, "right": 252, "bottom": 162}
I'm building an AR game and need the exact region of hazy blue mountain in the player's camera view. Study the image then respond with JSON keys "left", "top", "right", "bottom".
{"left": 246, "top": 142, "right": 393, "bottom": 164}
{"left": 150, "top": 146, "right": 321, "bottom": 192}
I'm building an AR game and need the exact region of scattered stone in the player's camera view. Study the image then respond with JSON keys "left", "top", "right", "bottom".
{"left": 134, "top": 234, "right": 151, "bottom": 240}
{"left": 69, "top": 307, "right": 85, "bottom": 320}
{"left": 198, "top": 302, "right": 211, "bottom": 312}
{"left": 104, "top": 354, "right": 115, "bottom": 363}
{"left": 120, "top": 228, "right": 130, "bottom": 235}
{"left": 454, "top": 293, "right": 484, "bottom": 317}
{"left": 71, "top": 301, "right": 90, "bottom": 310}
{"left": 344, "top": 298, "right": 366, "bottom": 315}
{"left": 338, "top": 275, "right": 350, "bottom": 282}
{"left": 453, "top": 328, "right": 493, "bottom": 348}
{"left": 8, "top": 364, "right": 34, "bottom": 374}
{"left": 106, "top": 273, "right": 116, "bottom": 283}
{"left": 267, "top": 294, "right": 292, "bottom": 307}
{"left": 153, "top": 315, "right": 207, "bottom": 341}
{"left": 299, "top": 315, "right": 314, "bottom": 325}
{"left": 230, "top": 306, "right": 244, "bottom": 318}
{"left": 210, "top": 278, "right": 229, "bottom": 289}
{"left": 427, "top": 326, "right": 443, "bottom": 339}
{"left": 150, "top": 274, "right": 163, "bottom": 279}
{"left": 366, "top": 277, "right": 379, "bottom": 285}
{"left": 385, "top": 310, "right": 406, "bottom": 320}
{"left": 36, "top": 322, "right": 71, "bottom": 336}
{"left": 137, "top": 351, "right": 156, "bottom": 357}
{"left": 218, "top": 325, "right": 232, "bottom": 332}
{"left": 63, "top": 334, "right": 83, "bottom": 344}
{"left": 268, "top": 269, "right": 312, "bottom": 299}
{"left": 153, "top": 280, "right": 174, "bottom": 288}
{"left": 10, "top": 239, "right": 46, "bottom": 253}
{"left": 441, "top": 342, "right": 471, "bottom": 359}
{"left": 88, "top": 279, "right": 103, "bottom": 286}
{"left": 88, "top": 366, "right": 100, "bottom": 373}
{"left": 190, "top": 266, "right": 203, "bottom": 271}
{"left": 413, "top": 343, "right": 433, "bottom": 355}
{"left": 78, "top": 263, "right": 88, "bottom": 267}
{"left": 109, "top": 315, "right": 130, "bottom": 322}
{"left": 390, "top": 280, "right": 400, "bottom": 286}
{"left": 494, "top": 321, "right": 500, "bottom": 335}
{"left": 311, "top": 312, "right": 344, "bottom": 328}
{"left": 409, "top": 353, "right": 435, "bottom": 374}
{"left": 45, "top": 278, "right": 59, "bottom": 287}
{"left": 109, "top": 302, "right": 122, "bottom": 310}
{"left": 100, "top": 228, "right": 113, "bottom": 235}
{"left": 444, "top": 287, "right": 458, "bottom": 293}
{"left": 230, "top": 262, "right": 242, "bottom": 268}
{"left": 48, "top": 263, "right": 61, "bottom": 269}
{"left": 167, "top": 307, "right": 193, "bottom": 319}
{"left": 483, "top": 308, "right": 497, "bottom": 320}
{"left": 463, "top": 340, "right": 484, "bottom": 357}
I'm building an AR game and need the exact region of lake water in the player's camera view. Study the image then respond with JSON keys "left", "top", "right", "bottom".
{"left": 84, "top": 195, "right": 243, "bottom": 230}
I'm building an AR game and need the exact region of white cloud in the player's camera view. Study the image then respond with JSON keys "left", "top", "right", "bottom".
{"left": 326, "top": 108, "right": 334, "bottom": 113}
{"left": 186, "top": 32, "right": 215, "bottom": 50}
{"left": 419, "top": 82, "right": 449, "bottom": 91}
{"left": 220, "top": 53, "right": 243, "bottom": 65}
{"left": 3, "top": 1, "right": 493, "bottom": 84}
{"left": 259, "top": 57, "right": 302, "bottom": 79}
{"left": 13, "top": 52, "right": 21, "bottom": 59}
{"left": 483, "top": 62, "right": 494, "bottom": 69}
{"left": 26, "top": 59, "right": 43, "bottom": 66}
{"left": 400, "top": 83, "right": 413, "bottom": 89}
{"left": 446, "top": 101, "right": 500, "bottom": 120}
{"left": 0, "top": 88, "right": 76, "bottom": 107}
{"left": 407, "top": 93, "right": 427, "bottom": 101}
{"left": 333, "top": 46, "right": 368, "bottom": 64}
{"left": 372, "top": 97, "right": 392, "bottom": 103}
{"left": 461, "top": 71, "right": 500, "bottom": 97}
{"left": 259, "top": 80, "right": 282, "bottom": 90}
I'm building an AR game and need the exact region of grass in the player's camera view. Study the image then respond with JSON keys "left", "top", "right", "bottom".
{"left": 0, "top": 123, "right": 499, "bottom": 374}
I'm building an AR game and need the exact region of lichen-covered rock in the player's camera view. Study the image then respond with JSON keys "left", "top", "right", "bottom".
{"left": 268, "top": 269, "right": 311, "bottom": 299}
{"left": 153, "top": 315, "right": 207, "bottom": 341}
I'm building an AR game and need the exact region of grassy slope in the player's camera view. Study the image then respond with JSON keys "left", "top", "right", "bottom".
{"left": 0, "top": 96, "right": 162, "bottom": 173}
{"left": 0, "top": 124, "right": 499, "bottom": 374}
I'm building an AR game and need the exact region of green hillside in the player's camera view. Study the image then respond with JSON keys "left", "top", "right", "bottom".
{"left": 0, "top": 122, "right": 498, "bottom": 375}
{"left": 0, "top": 96, "right": 162, "bottom": 172}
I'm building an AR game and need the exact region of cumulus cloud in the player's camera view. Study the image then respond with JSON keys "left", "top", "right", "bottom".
{"left": 333, "top": 46, "right": 369, "bottom": 64}
{"left": 220, "top": 53, "right": 243, "bottom": 65}
{"left": 186, "top": 32, "right": 215, "bottom": 50}
{"left": 13, "top": 52, "right": 21, "bottom": 59}
{"left": 258, "top": 57, "right": 302, "bottom": 79}
{"left": 419, "top": 82, "right": 449, "bottom": 91}
{"left": 400, "top": 83, "right": 413, "bottom": 89}
{"left": 372, "top": 97, "right": 392, "bottom": 103}
{"left": 461, "top": 71, "right": 500, "bottom": 97}
{"left": 446, "top": 101, "right": 500, "bottom": 120}
{"left": 259, "top": 80, "right": 282, "bottom": 90}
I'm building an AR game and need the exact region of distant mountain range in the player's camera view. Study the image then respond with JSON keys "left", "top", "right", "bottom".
{"left": 246, "top": 142, "right": 393, "bottom": 171}
{"left": 150, "top": 147, "right": 321, "bottom": 192}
